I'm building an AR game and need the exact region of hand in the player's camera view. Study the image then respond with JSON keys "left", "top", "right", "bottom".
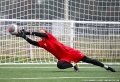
{"left": 16, "top": 29, "right": 26, "bottom": 38}
{"left": 21, "top": 29, "right": 27, "bottom": 35}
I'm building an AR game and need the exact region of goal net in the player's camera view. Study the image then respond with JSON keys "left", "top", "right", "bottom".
{"left": 0, "top": 0, "right": 120, "bottom": 65}
{"left": 0, "top": 19, "right": 120, "bottom": 65}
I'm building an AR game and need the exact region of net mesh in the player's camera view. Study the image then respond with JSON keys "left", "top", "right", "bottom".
{"left": 0, "top": 0, "right": 119, "bottom": 21}
{"left": 0, "top": 20, "right": 120, "bottom": 64}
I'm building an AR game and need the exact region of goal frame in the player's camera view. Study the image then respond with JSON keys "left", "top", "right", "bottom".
{"left": 0, "top": 19, "right": 120, "bottom": 65}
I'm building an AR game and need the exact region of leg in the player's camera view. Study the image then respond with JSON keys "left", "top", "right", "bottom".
{"left": 81, "top": 56, "right": 104, "bottom": 67}
{"left": 81, "top": 56, "right": 116, "bottom": 72}
{"left": 57, "top": 60, "right": 73, "bottom": 69}
{"left": 57, "top": 60, "right": 79, "bottom": 72}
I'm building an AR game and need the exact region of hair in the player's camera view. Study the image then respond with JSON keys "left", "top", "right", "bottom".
{"left": 40, "top": 29, "right": 48, "bottom": 33}
{"left": 36, "top": 29, "right": 48, "bottom": 33}
{"left": 43, "top": 29, "right": 48, "bottom": 33}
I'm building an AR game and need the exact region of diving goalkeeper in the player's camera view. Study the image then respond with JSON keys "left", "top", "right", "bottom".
{"left": 16, "top": 29, "right": 116, "bottom": 72}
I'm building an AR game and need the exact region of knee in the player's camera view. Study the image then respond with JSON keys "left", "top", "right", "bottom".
{"left": 57, "top": 62, "right": 65, "bottom": 69}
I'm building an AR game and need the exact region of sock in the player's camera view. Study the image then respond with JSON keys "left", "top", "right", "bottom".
{"left": 104, "top": 65, "right": 108, "bottom": 69}
{"left": 72, "top": 63, "right": 76, "bottom": 67}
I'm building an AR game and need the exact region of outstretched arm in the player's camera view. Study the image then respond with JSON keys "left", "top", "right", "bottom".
{"left": 23, "top": 37, "right": 40, "bottom": 47}
{"left": 26, "top": 32, "right": 48, "bottom": 38}
{"left": 16, "top": 30, "right": 40, "bottom": 47}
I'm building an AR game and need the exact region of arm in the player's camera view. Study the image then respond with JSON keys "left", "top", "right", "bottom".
{"left": 26, "top": 32, "right": 48, "bottom": 38}
{"left": 23, "top": 37, "right": 40, "bottom": 47}
{"left": 16, "top": 30, "right": 40, "bottom": 47}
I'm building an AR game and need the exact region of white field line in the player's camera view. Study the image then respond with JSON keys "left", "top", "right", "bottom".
{"left": 0, "top": 77, "right": 116, "bottom": 80}
{"left": 0, "top": 67, "right": 99, "bottom": 68}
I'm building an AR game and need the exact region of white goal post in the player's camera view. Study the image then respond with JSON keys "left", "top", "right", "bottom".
{"left": 0, "top": 19, "right": 120, "bottom": 65}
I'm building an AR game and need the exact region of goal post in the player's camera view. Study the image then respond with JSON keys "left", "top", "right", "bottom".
{"left": 0, "top": 19, "right": 120, "bottom": 65}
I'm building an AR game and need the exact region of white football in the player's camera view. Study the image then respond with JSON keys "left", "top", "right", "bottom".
{"left": 8, "top": 24, "right": 20, "bottom": 35}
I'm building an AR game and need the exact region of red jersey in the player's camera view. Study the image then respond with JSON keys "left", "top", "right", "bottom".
{"left": 38, "top": 33, "right": 85, "bottom": 63}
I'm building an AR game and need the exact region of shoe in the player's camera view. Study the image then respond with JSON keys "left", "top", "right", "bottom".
{"left": 74, "top": 64, "right": 79, "bottom": 72}
{"left": 106, "top": 67, "right": 116, "bottom": 72}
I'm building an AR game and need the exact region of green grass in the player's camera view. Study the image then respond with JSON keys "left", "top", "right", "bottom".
{"left": 0, "top": 64, "right": 120, "bottom": 82}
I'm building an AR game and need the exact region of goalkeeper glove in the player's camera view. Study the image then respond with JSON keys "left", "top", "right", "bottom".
{"left": 16, "top": 29, "right": 26, "bottom": 39}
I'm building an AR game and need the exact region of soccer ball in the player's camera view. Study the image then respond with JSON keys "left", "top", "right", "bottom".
{"left": 8, "top": 24, "right": 20, "bottom": 35}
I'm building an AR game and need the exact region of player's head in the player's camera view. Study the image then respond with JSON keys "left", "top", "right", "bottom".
{"left": 39, "top": 29, "right": 48, "bottom": 33}
{"left": 39, "top": 29, "right": 48, "bottom": 39}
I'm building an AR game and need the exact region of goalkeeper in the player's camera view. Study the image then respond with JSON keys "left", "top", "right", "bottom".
{"left": 17, "top": 29, "right": 116, "bottom": 72}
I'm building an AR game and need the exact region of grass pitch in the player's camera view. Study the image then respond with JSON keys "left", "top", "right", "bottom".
{"left": 0, "top": 64, "right": 120, "bottom": 82}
